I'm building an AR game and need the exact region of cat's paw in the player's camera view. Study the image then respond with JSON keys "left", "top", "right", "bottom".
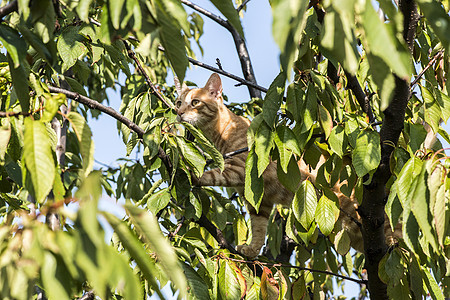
{"left": 236, "top": 244, "right": 259, "bottom": 258}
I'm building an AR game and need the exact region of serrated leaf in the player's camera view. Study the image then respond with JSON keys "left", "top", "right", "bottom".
{"left": 421, "top": 86, "right": 442, "bottom": 133}
{"left": 146, "top": 188, "right": 171, "bottom": 215}
{"left": 410, "top": 165, "right": 439, "bottom": 252}
{"left": 328, "top": 125, "right": 347, "bottom": 157}
{"left": 262, "top": 71, "right": 286, "bottom": 128}
{"left": 254, "top": 121, "right": 273, "bottom": 176}
{"left": 261, "top": 266, "right": 279, "bottom": 300}
{"left": 176, "top": 136, "right": 206, "bottom": 178}
{"left": 334, "top": 228, "right": 351, "bottom": 256}
{"left": 57, "top": 26, "right": 87, "bottom": 72}
{"left": 156, "top": 7, "right": 188, "bottom": 83}
{"left": 125, "top": 205, "right": 187, "bottom": 298}
{"left": 108, "top": 0, "right": 126, "bottom": 29}
{"left": 274, "top": 125, "right": 301, "bottom": 173}
{"left": 156, "top": 0, "right": 190, "bottom": 35}
{"left": 302, "top": 84, "right": 318, "bottom": 132}
{"left": 182, "top": 263, "right": 211, "bottom": 300}
{"left": 7, "top": 55, "right": 30, "bottom": 112}
{"left": 245, "top": 146, "right": 264, "bottom": 212}
{"left": 320, "top": 2, "right": 359, "bottom": 74}
{"left": 292, "top": 180, "right": 317, "bottom": 229}
{"left": 183, "top": 122, "right": 224, "bottom": 171}
{"left": 385, "top": 181, "right": 403, "bottom": 230}
{"left": 315, "top": 194, "right": 339, "bottom": 236}
{"left": 416, "top": 0, "right": 450, "bottom": 51}
{"left": 352, "top": 130, "right": 381, "bottom": 177}
{"left": 434, "top": 185, "right": 446, "bottom": 247}
{"left": 218, "top": 260, "right": 241, "bottom": 300}
{"left": 385, "top": 249, "right": 404, "bottom": 284}
{"left": 318, "top": 105, "right": 333, "bottom": 139}
{"left": 0, "top": 24, "right": 27, "bottom": 68}
{"left": 23, "top": 118, "right": 55, "bottom": 203}
{"left": 77, "top": 0, "right": 94, "bottom": 21}
{"left": 209, "top": 0, "right": 244, "bottom": 37}
{"left": 277, "top": 155, "right": 301, "bottom": 193}
{"left": 67, "top": 112, "right": 95, "bottom": 178}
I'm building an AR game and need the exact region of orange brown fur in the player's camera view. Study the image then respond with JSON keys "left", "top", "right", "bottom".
{"left": 176, "top": 73, "right": 401, "bottom": 257}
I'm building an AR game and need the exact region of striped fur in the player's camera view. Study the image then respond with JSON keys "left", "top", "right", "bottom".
{"left": 176, "top": 73, "right": 401, "bottom": 257}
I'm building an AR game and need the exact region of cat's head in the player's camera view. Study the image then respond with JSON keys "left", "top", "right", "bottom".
{"left": 175, "top": 73, "right": 223, "bottom": 126}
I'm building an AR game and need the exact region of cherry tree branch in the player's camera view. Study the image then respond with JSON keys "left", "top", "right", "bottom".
{"left": 410, "top": 49, "right": 444, "bottom": 88}
{"left": 0, "top": 0, "right": 17, "bottom": 20}
{"left": 181, "top": 0, "right": 261, "bottom": 99}
{"left": 345, "top": 71, "right": 375, "bottom": 123}
{"left": 237, "top": 0, "right": 251, "bottom": 12}
{"left": 123, "top": 41, "right": 173, "bottom": 109}
{"left": 221, "top": 256, "right": 368, "bottom": 285}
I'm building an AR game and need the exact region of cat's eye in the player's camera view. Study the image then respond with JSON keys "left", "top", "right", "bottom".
{"left": 175, "top": 101, "right": 182, "bottom": 108}
{"left": 191, "top": 99, "right": 200, "bottom": 106}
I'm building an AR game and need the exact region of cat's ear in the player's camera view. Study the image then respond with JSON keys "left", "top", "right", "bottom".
{"left": 174, "top": 76, "right": 189, "bottom": 96}
{"left": 204, "top": 73, "right": 223, "bottom": 99}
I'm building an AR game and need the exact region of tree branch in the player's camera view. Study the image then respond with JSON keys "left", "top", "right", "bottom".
{"left": 123, "top": 41, "right": 173, "bottom": 109}
{"left": 236, "top": 0, "right": 251, "bottom": 13}
{"left": 181, "top": 0, "right": 261, "bottom": 99}
{"left": 47, "top": 86, "right": 173, "bottom": 173}
{"left": 220, "top": 256, "right": 368, "bottom": 285}
{"left": 159, "top": 46, "right": 268, "bottom": 93}
{"left": 410, "top": 49, "right": 444, "bottom": 89}
{"left": 345, "top": 71, "right": 375, "bottom": 123}
{"left": 0, "top": 0, "right": 17, "bottom": 20}
{"left": 196, "top": 215, "right": 239, "bottom": 255}
{"left": 360, "top": 1, "right": 418, "bottom": 298}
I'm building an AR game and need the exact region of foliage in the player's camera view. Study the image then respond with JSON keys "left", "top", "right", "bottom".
{"left": 0, "top": 0, "right": 449, "bottom": 299}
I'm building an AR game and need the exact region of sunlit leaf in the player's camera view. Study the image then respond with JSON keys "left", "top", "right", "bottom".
{"left": 315, "top": 194, "right": 339, "bottom": 236}
{"left": 67, "top": 112, "right": 95, "bottom": 178}
{"left": 352, "top": 130, "right": 381, "bottom": 177}
{"left": 292, "top": 180, "right": 317, "bottom": 229}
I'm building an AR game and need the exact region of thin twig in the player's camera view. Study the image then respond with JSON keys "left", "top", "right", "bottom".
{"left": 236, "top": 0, "right": 251, "bottom": 12}
{"left": 0, "top": 111, "right": 33, "bottom": 118}
{"left": 0, "top": 0, "right": 18, "bottom": 19}
{"left": 220, "top": 256, "right": 368, "bottom": 285}
{"left": 123, "top": 41, "right": 173, "bottom": 109}
{"left": 159, "top": 46, "right": 268, "bottom": 93}
{"left": 206, "top": 147, "right": 248, "bottom": 165}
{"left": 345, "top": 71, "right": 375, "bottom": 123}
{"left": 181, "top": 0, "right": 230, "bottom": 28}
{"left": 410, "top": 50, "right": 444, "bottom": 88}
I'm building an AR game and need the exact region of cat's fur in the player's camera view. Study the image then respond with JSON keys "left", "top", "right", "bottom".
{"left": 175, "top": 73, "right": 401, "bottom": 257}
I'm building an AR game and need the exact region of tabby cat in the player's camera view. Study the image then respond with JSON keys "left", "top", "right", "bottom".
{"left": 175, "top": 73, "right": 400, "bottom": 257}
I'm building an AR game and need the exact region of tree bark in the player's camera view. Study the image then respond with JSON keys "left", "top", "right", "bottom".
{"left": 360, "top": 1, "right": 418, "bottom": 298}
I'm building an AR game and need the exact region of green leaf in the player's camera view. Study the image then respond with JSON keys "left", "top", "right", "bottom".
{"left": 416, "top": 0, "right": 450, "bottom": 51}
{"left": 302, "top": 84, "right": 318, "bottom": 133}
{"left": 57, "top": 26, "right": 87, "bottom": 72}
{"left": 245, "top": 146, "right": 264, "bottom": 212}
{"left": 274, "top": 125, "right": 301, "bottom": 173}
{"left": 108, "top": 0, "right": 126, "bottom": 29}
{"left": 277, "top": 155, "right": 301, "bottom": 193}
{"left": 209, "top": 0, "right": 244, "bottom": 37}
{"left": 422, "top": 266, "right": 445, "bottom": 300}
{"left": 218, "top": 260, "right": 241, "bottom": 300}
{"left": 270, "top": 0, "right": 309, "bottom": 73}
{"left": 33, "top": 0, "right": 55, "bottom": 44}
{"left": 0, "top": 24, "right": 27, "bottom": 68}
{"left": 41, "top": 252, "right": 70, "bottom": 300}
{"left": 17, "top": 24, "right": 53, "bottom": 63}
{"left": 146, "top": 188, "right": 171, "bottom": 215}
{"left": 182, "top": 263, "right": 211, "bottom": 300}
{"left": 67, "top": 112, "right": 95, "bottom": 178}
{"left": 156, "top": 0, "right": 191, "bottom": 35}
{"left": 77, "top": 0, "right": 94, "bottom": 21}
{"left": 434, "top": 185, "right": 446, "bottom": 247}
{"left": 7, "top": 55, "right": 30, "bottom": 112}
{"left": 385, "top": 181, "right": 403, "bottom": 230}
{"left": 103, "top": 212, "right": 164, "bottom": 299}
{"left": 254, "top": 121, "right": 274, "bottom": 176}
{"left": 421, "top": 86, "right": 442, "bottom": 133}
{"left": 23, "top": 119, "right": 55, "bottom": 203}
{"left": 315, "top": 194, "right": 339, "bottom": 236}
{"left": 352, "top": 130, "right": 381, "bottom": 177}
{"left": 292, "top": 180, "right": 317, "bottom": 229}
{"left": 318, "top": 105, "right": 333, "bottom": 139}
{"left": 320, "top": 2, "right": 359, "bottom": 74}
{"left": 125, "top": 205, "right": 187, "bottom": 298}
{"left": 385, "top": 249, "right": 404, "bottom": 284}
{"left": 334, "top": 228, "right": 351, "bottom": 256}
{"left": 156, "top": 7, "right": 188, "bottom": 82}
{"left": 176, "top": 136, "right": 206, "bottom": 178}
{"left": 262, "top": 71, "right": 286, "bottom": 128}
{"left": 328, "top": 125, "right": 347, "bottom": 157}
{"left": 410, "top": 165, "right": 439, "bottom": 252}
{"left": 183, "top": 122, "right": 224, "bottom": 171}
{"left": 361, "top": 0, "right": 410, "bottom": 78}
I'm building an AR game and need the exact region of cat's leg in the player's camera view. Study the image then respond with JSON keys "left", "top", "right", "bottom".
{"left": 236, "top": 204, "right": 272, "bottom": 258}
{"left": 194, "top": 162, "right": 245, "bottom": 187}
